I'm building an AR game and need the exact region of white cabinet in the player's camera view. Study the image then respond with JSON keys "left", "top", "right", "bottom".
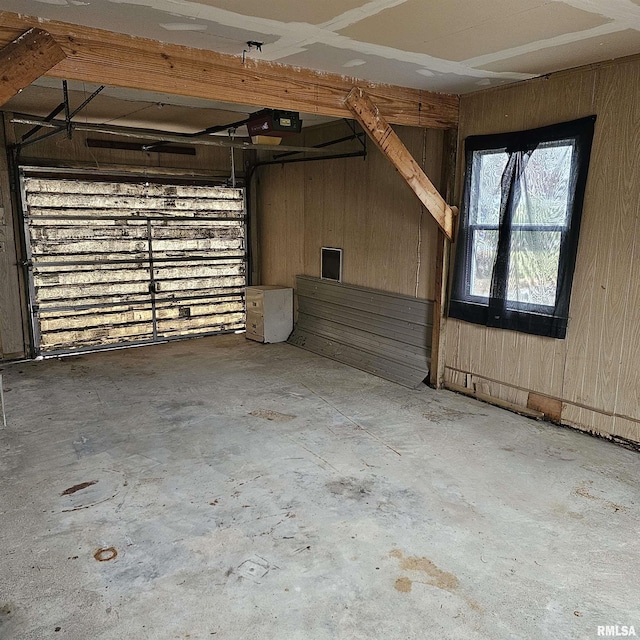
{"left": 245, "top": 285, "right": 293, "bottom": 343}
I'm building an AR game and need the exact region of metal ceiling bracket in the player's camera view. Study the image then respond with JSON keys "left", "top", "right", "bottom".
{"left": 14, "top": 81, "right": 105, "bottom": 153}
{"left": 68, "top": 84, "right": 105, "bottom": 119}
{"left": 63, "top": 80, "right": 72, "bottom": 139}
{"left": 229, "top": 127, "right": 237, "bottom": 188}
{"left": 272, "top": 119, "right": 366, "bottom": 161}
{"left": 21, "top": 102, "right": 66, "bottom": 142}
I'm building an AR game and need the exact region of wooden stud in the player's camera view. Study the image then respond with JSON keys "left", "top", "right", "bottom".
{"left": 429, "top": 229, "right": 448, "bottom": 387}
{"left": 429, "top": 128, "right": 457, "bottom": 388}
{"left": 0, "top": 11, "right": 459, "bottom": 129}
{"left": 0, "top": 27, "right": 65, "bottom": 107}
{"left": 344, "top": 87, "right": 456, "bottom": 239}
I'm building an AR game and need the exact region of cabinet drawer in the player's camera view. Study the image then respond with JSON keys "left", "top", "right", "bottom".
{"left": 246, "top": 288, "right": 264, "bottom": 312}
{"left": 245, "top": 310, "right": 264, "bottom": 341}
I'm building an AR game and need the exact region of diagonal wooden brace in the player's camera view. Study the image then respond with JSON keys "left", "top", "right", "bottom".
{"left": 345, "top": 87, "right": 457, "bottom": 240}
{"left": 0, "top": 28, "right": 66, "bottom": 107}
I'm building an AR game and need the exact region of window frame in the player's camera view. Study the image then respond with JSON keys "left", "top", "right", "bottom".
{"left": 449, "top": 116, "right": 596, "bottom": 339}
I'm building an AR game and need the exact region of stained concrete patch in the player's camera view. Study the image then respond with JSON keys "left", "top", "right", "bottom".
{"left": 552, "top": 503, "right": 584, "bottom": 521}
{"left": 422, "top": 404, "right": 480, "bottom": 423}
{"left": 61, "top": 480, "right": 97, "bottom": 496}
{"left": 544, "top": 446, "right": 577, "bottom": 462}
{"left": 94, "top": 547, "right": 118, "bottom": 562}
{"left": 0, "top": 602, "right": 19, "bottom": 640}
{"left": 326, "top": 476, "right": 372, "bottom": 500}
{"left": 248, "top": 409, "right": 296, "bottom": 422}
{"left": 59, "top": 469, "right": 124, "bottom": 512}
{"left": 394, "top": 576, "right": 412, "bottom": 592}
{"left": 157, "top": 399, "right": 210, "bottom": 425}
{"left": 390, "top": 549, "right": 459, "bottom": 591}
{"left": 0, "top": 603, "right": 14, "bottom": 625}
{"left": 574, "top": 481, "right": 627, "bottom": 512}
{"left": 72, "top": 431, "right": 128, "bottom": 458}
{"left": 390, "top": 549, "right": 484, "bottom": 613}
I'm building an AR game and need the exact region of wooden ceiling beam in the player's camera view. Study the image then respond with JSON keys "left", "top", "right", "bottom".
{"left": 0, "top": 27, "right": 66, "bottom": 107}
{"left": 0, "top": 12, "right": 458, "bottom": 129}
{"left": 345, "top": 87, "right": 456, "bottom": 240}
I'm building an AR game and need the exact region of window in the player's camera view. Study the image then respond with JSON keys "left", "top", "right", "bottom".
{"left": 449, "top": 116, "right": 596, "bottom": 339}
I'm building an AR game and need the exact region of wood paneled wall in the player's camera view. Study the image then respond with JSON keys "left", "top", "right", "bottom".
{"left": 445, "top": 55, "right": 640, "bottom": 446}
{"left": 0, "top": 118, "right": 26, "bottom": 358}
{"left": 0, "top": 118, "right": 237, "bottom": 359}
{"left": 256, "top": 121, "right": 444, "bottom": 300}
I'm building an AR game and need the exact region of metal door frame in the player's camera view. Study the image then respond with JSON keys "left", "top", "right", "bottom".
{"left": 18, "top": 170, "right": 40, "bottom": 357}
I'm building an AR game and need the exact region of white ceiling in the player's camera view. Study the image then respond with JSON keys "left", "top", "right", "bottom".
{"left": 3, "top": 0, "right": 640, "bottom": 132}
{"left": 4, "top": 0, "right": 640, "bottom": 93}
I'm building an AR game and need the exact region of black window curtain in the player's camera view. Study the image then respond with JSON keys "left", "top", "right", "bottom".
{"left": 449, "top": 116, "right": 596, "bottom": 339}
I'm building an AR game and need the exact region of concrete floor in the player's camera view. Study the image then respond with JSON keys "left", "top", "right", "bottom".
{"left": 0, "top": 335, "right": 639, "bottom": 640}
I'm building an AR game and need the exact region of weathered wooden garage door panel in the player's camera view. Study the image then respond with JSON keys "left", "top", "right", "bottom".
{"left": 35, "top": 274, "right": 151, "bottom": 302}
{"left": 21, "top": 173, "right": 246, "bottom": 354}
{"left": 153, "top": 255, "right": 246, "bottom": 338}
{"left": 156, "top": 304, "right": 245, "bottom": 338}
{"left": 39, "top": 304, "right": 156, "bottom": 351}
{"left": 25, "top": 180, "right": 245, "bottom": 215}
{"left": 29, "top": 220, "right": 149, "bottom": 259}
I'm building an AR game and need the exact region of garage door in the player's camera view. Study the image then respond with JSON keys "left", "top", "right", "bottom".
{"left": 20, "top": 171, "right": 246, "bottom": 355}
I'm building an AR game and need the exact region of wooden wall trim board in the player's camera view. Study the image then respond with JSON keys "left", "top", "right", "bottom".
{"left": 445, "top": 381, "right": 545, "bottom": 419}
{"left": 0, "top": 27, "right": 66, "bottom": 107}
{"left": 0, "top": 11, "right": 459, "bottom": 129}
